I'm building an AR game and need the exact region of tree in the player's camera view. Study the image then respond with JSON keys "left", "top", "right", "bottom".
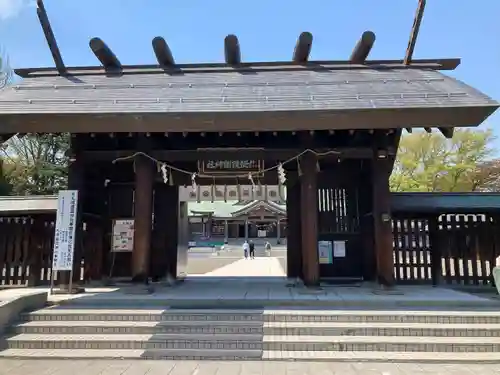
{"left": 0, "top": 48, "right": 13, "bottom": 195}
{"left": 390, "top": 129, "right": 495, "bottom": 192}
{"left": 2, "top": 134, "right": 69, "bottom": 195}
{"left": 470, "top": 158, "right": 500, "bottom": 192}
{"left": 0, "top": 48, "right": 13, "bottom": 89}
{"left": 0, "top": 159, "right": 12, "bottom": 195}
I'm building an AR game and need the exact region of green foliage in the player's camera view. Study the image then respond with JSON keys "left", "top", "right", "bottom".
{"left": 2, "top": 134, "right": 70, "bottom": 195}
{"left": 0, "top": 159, "right": 12, "bottom": 196}
{"left": 390, "top": 129, "right": 496, "bottom": 192}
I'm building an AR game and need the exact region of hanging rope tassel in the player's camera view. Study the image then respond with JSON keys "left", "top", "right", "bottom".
{"left": 191, "top": 173, "right": 197, "bottom": 192}
{"left": 160, "top": 163, "right": 168, "bottom": 184}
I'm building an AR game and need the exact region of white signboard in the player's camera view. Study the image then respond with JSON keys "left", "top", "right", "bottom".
{"left": 52, "top": 190, "right": 79, "bottom": 271}
{"left": 333, "top": 240, "right": 346, "bottom": 258}
{"left": 112, "top": 219, "right": 135, "bottom": 252}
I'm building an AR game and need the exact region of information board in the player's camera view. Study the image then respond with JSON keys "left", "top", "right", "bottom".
{"left": 52, "top": 190, "right": 78, "bottom": 271}
{"left": 111, "top": 219, "right": 135, "bottom": 252}
{"left": 333, "top": 240, "right": 346, "bottom": 258}
{"left": 318, "top": 240, "right": 333, "bottom": 264}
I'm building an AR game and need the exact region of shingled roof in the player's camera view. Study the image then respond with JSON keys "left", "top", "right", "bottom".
{"left": 0, "top": 67, "right": 495, "bottom": 114}
{"left": 0, "top": 64, "right": 497, "bottom": 133}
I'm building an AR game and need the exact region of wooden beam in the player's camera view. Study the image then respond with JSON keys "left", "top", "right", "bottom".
{"left": 293, "top": 32, "right": 313, "bottom": 63}
{"left": 89, "top": 38, "right": 122, "bottom": 70}
{"left": 438, "top": 127, "right": 454, "bottom": 138}
{"left": 350, "top": 31, "right": 376, "bottom": 64}
{"left": 224, "top": 34, "right": 241, "bottom": 65}
{"left": 83, "top": 148, "right": 374, "bottom": 162}
{"left": 2, "top": 105, "right": 491, "bottom": 135}
{"left": 404, "top": 0, "right": 426, "bottom": 65}
{"left": 15, "top": 58, "right": 462, "bottom": 78}
{"left": 152, "top": 37, "right": 175, "bottom": 66}
{"left": 36, "top": 0, "right": 66, "bottom": 74}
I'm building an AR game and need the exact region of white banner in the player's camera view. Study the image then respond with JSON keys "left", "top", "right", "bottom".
{"left": 178, "top": 185, "right": 286, "bottom": 202}
{"left": 52, "top": 190, "right": 79, "bottom": 271}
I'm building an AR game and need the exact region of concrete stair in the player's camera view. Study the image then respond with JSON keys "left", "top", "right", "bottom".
{"left": 2, "top": 307, "right": 500, "bottom": 361}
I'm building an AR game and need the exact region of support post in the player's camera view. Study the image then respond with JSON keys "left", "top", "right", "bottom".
{"left": 428, "top": 216, "right": 442, "bottom": 286}
{"left": 176, "top": 199, "right": 188, "bottom": 280}
{"left": 224, "top": 220, "right": 228, "bottom": 243}
{"left": 276, "top": 220, "right": 281, "bottom": 244}
{"left": 286, "top": 175, "right": 302, "bottom": 279}
{"left": 131, "top": 138, "right": 154, "bottom": 282}
{"left": 244, "top": 219, "right": 249, "bottom": 240}
{"left": 300, "top": 152, "right": 319, "bottom": 287}
{"left": 27, "top": 216, "right": 45, "bottom": 286}
{"left": 372, "top": 156, "right": 395, "bottom": 287}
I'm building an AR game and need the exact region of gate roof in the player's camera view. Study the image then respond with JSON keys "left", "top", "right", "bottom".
{"left": 0, "top": 61, "right": 497, "bottom": 134}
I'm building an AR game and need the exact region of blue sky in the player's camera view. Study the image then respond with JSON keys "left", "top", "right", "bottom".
{"left": 0, "top": 0, "right": 499, "bottom": 147}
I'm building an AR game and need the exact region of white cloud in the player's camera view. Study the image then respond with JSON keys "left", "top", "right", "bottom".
{"left": 0, "top": 0, "right": 34, "bottom": 20}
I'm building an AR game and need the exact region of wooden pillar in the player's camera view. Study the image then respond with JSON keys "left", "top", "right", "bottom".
{"left": 176, "top": 200, "right": 188, "bottom": 279}
{"left": 286, "top": 175, "right": 302, "bottom": 279}
{"left": 276, "top": 219, "right": 281, "bottom": 244}
{"left": 224, "top": 220, "right": 228, "bottom": 242}
{"left": 151, "top": 185, "right": 179, "bottom": 281}
{"left": 27, "top": 217, "right": 45, "bottom": 286}
{"left": 428, "top": 216, "right": 442, "bottom": 286}
{"left": 358, "top": 162, "right": 376, "bottom": 281}
{"left": 244, "top": 219, "right": 249, "bottom": 240}
{"left": 372, "top": 156, "right": 395, "bottom": 286}
{"left": 300, "top": 153, "right": 319, "bottom": 286}
{"left": 131, "top": 140, "right": 155, "bottom": 282}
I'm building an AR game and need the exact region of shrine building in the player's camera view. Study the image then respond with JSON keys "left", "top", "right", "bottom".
{"left": 187, "top": 199, "right": 287, "bottom": 246}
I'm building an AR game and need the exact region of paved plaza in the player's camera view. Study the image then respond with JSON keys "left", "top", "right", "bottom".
{"left": 190, "top": 257, "right": 285, "bottom": 277}
{"left": 1, "top": 359, "right": 500, "bottom": 375}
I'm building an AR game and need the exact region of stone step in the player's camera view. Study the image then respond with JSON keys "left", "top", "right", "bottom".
{"left": 264, "top": 350, "right": 500, "bottom": 363}
{"left": 21, "top": 308, "right": 500, "bottom": 324}
{"left": 3, "top": 348, "right": 500, "bottom": 362}
{"left": 3, "top": 333, "right": 264, "bottom": 350}
{"left": 4, "top": 333, "right": 500, "bottom": 352}
{"left": 0, "top": 348, "right": 262, "bottom": 360}
{"left": 266, "top": 322, "right": 500, "bottom": 337}
{"left": 11, "top": 320, "right": 500, "bottom": 337}
{"left": 59, "top": 298, "right": 500, "bottom": 309}
{"left": 263, "top": 335, "right": 500, "bottom": 352}
{"left": 21, "top": 308, "right": 265, "bottom": 322}
{"left": 11, "top": 320, "right": 264, "bottom": 335}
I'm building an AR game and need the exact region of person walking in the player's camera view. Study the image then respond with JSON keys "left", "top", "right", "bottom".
{"left": 243, "top": 240, "right": 249, "bottom": 259}
{"left": 249, "top": 240, "right": 255, "bottom": 259}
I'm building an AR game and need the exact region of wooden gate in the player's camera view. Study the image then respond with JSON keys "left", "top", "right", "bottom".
{"left": 317, "top": 165, "right": 363, "bottom": 281}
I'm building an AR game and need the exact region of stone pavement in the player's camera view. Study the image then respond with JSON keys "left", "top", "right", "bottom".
{"left": 191, "top": 257, "right": 286, "bottom": 277}
{"left": 0, "top": 359, "right": 499, "bottom": 375}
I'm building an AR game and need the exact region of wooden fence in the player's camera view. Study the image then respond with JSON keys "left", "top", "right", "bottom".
{"left": 1, "top": 211, "right": 500, "bottom": 286}
{"left": 392, "top": 213, "right": 500, "bottom": 285}
{"left": 0, "top": 214, "right": 103, "bottom": 286}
